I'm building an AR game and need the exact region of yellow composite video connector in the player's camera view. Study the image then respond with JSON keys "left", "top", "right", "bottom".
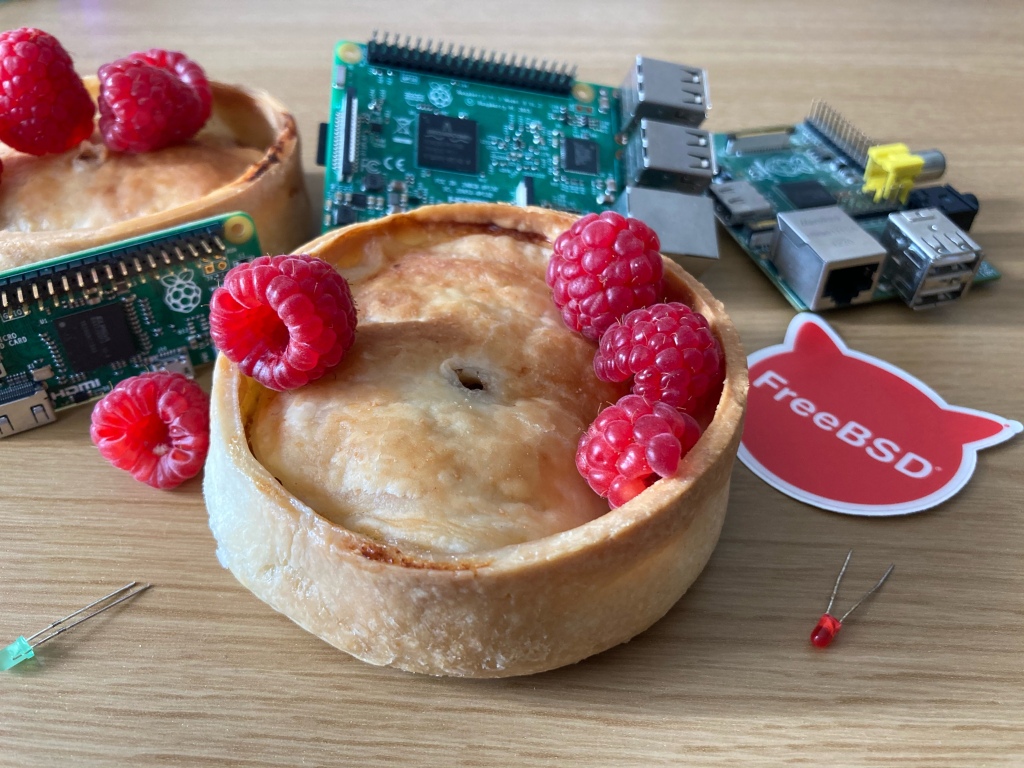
{"left": 862, "top": 143, "right": 924, "bottom": 203}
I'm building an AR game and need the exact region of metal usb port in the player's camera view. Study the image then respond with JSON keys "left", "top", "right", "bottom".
{"left": 620, "top": 56, "right": 710, "bottom": 133}
{"left": 880, "top": 209, "right": 983, "bottom": 309}
{"left": 624, "top": 119, "right": 715, "bottom": 194}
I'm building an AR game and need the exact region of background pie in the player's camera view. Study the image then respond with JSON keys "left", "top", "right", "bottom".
{"left": 0, "top": 77, "right": 311, "bottom": 271}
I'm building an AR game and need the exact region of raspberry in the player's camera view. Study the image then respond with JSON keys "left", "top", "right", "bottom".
{"left": 0, "top": 28, "right": 95, "bottom": 155}
{"left": 210, "top": 254, "right": 357, "bottom": 392}
{"left": 90, "top": 372, "right": 210, "bottom": 490}
{"left": 546, "top": 211, "right": 664, "bottom": 341}
{"left": 97, "top": 49, "right": 211, "bottom": 153}
{"left": 576, "top": 394, "right": 702, "bottom": 508}
{"left": 131, "top": 48, "right": 212, "bottom": 126}
{"left": 594, "top": 302, "right": 724, "bottom": 416}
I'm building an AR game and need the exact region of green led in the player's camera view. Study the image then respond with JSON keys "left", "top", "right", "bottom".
{"left": 2, "top": 582, "right": 150, "bottom": 671}
{"left": 1, "top": 636, "right": 34, "bottom": 671}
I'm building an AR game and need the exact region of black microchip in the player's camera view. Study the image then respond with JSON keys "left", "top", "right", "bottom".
{"left": 349, "top": 193, "right": 368, "bottom": 209}
{"left": 363, "top": 172, "right": 386, "bottom": 192}
{"left": 562, "top": 137, "right": 599, "bottom": 175}
{"left": 56, "top": 302, "right": 138, "bottom": 372}
{"left": 332, "top": 204, "right": 358, "bottom": 227}
{"left": 417, "top": 113, "right": 478, "bottom": 174}
{"left": 778, "top": 180, "right": 836, "bottom": 210}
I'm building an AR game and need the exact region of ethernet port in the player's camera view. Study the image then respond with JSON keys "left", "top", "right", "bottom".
{"left": 823, "top": 263, "right": 879, "bottom": 306}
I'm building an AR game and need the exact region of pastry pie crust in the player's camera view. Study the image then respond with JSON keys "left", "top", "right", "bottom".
{"left": 0, "top": 77, "right": 311, "bottom": 271}
{"left": 205, "top": 203, "right": 748, "bottom": 677}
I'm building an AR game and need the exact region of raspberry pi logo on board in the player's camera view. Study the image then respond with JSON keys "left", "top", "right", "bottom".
{"left": 739, "top": 314, "right": 1020, "bottom": 516}
{"left": 161, "top": 270, "right": 203, "bottom": 314}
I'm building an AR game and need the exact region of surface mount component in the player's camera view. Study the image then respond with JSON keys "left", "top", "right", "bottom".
{"left": 416, "top": 113, "right": 479, "bottom": 174}
{"left": 562, "top": 137, "right": 600, "bottom": 175}
{"left": 777, "top": 180, "right": 836, "bottom": 210}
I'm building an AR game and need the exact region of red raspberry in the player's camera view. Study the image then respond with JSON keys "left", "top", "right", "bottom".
{"left": 0, "top": 28, "right": 95, "bottom": 155}
{"left": 576, "top": 394, "right": 702, "bottom": 508}
{"left": 90, "top": 372, "right": 210, "bottom": 490}
{"left": 546, "top": 211, "right": 664, "bottom": 341}
{"left": 131, "top": 49, "right": 212, "bottom": 126}
{"left": 594, "top": 302, "right": 724, "bottom": 416}
{"left": 97, "top": 49, "right": 211, "bottom": 153}
{"left": 210, "top": 254, "right": 357, "bottom": 392}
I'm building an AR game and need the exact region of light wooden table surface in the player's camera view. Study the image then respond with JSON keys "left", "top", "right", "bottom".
{"left": 2, "top": 1, "right": 1022, "bottom": 765}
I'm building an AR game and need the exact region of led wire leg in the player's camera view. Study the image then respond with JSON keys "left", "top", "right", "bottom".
{"left": 811, "top": 550, "right": 894, "bottom": 648}
{"left": 2, "top": 582, "right": 150, "bottom": 670}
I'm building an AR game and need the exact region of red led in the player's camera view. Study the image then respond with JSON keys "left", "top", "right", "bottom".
{"left": 810, "top": 550, "right": 894, "bottom": 649}
{"left": 810, "top": 613, "right": 842, "bottom": 648}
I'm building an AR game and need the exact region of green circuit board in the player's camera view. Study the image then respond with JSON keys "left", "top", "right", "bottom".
{"left": 710, "top": 115, "right": 999, "bottom": 311}
{"left": 321, "top": 38, "right": 624, "bottom": 229}
{"left": 0, "top": 213, "right": 262, "bottom": 437}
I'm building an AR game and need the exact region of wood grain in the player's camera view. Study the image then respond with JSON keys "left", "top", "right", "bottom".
{"left": 1, "top": 1, "right": 1022, "bottom": 765}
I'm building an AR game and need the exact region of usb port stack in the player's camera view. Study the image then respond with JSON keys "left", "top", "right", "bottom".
{"left": 615, "top": 54, "right": 718, "bottom": 268}
{"left": 880, "top": 209, "right": 983, "bottom": 309}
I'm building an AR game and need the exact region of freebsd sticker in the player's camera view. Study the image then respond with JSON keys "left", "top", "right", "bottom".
{"left": 739, "top": 314, "right": 1021, "bottom": 516}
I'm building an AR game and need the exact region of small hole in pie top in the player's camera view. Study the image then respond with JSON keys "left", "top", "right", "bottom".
{"left": 439, "top": 359, "right": 494, "bottom": 395}
{"left": 455, "top": 368, "right": 485, "bottom": 390}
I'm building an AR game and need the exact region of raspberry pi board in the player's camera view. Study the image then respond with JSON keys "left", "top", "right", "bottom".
{"left": 0, "top": 212, "right": 262, "bottom": 437}
{"left": 319, "top": 34, "right": 720, "bottom": 271}
{"left": 709, "top": 103, "right": 999, "bottom": 311}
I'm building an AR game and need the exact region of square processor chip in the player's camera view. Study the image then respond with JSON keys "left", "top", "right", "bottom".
{"left": 417, "top": 113, "right": 479, "bottom": 174}
{"left": 562, "top": 137, "right": 600, "bottom": 175}
{"left": 55, "top": 302, "right": 138, "bottom": 372}
{"left": 778, "top": 180, "right": 836, "bottom": 210}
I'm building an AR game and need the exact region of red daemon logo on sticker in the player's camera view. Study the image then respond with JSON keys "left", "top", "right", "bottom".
{"left": 739, "top": 314, "right": 1021, "bottom": 516}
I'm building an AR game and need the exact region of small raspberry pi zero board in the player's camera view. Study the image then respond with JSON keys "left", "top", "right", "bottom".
{"left": 0, "top": 213, "right": 262, "bottom": 437}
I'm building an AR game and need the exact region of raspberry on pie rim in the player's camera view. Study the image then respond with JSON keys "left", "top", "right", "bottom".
{"left": 210, "top": 254, "right": 357, "bottom": 392}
